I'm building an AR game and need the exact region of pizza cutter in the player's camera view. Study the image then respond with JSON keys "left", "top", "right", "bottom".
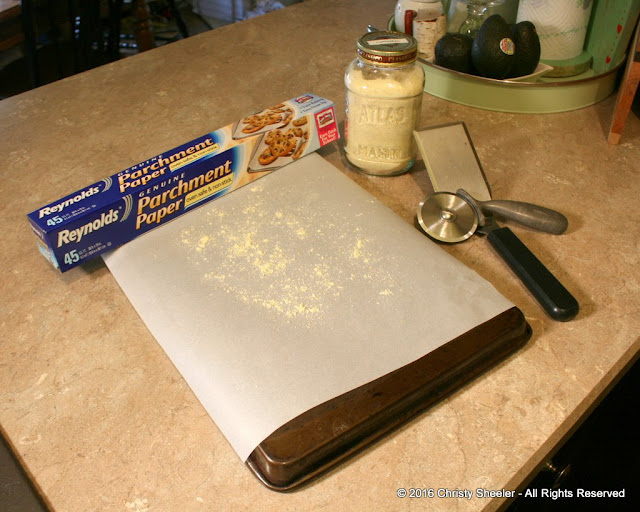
{"left": 416, "top": 188, "right": 567, "bottom": 242}
{"left": 417, "top": 190, "right": 579, "bottom": 321}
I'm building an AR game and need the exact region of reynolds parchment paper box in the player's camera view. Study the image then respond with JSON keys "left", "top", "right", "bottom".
{"left": 27, "top": 94, "right": 339, "bottom": 272}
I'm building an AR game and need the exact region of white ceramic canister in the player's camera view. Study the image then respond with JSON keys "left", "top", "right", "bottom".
{"left": 395, "top": 0, "right": 444, "bottom": 34}
{"left": 344, "top": 32, "right": 425, "bottom": 176}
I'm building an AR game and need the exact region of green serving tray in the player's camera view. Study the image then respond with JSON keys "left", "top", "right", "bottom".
{"left": 385, "top": 16, "right": 624, "bottom": 113}
{"left": 419, "top": 59, "right": 623, "bottom": 113}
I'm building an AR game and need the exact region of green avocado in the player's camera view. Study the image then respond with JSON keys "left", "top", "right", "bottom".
{"left": 471, "top": 15, "right": 515, "bottom": 79}
{"left": 510, "top": 21, "right": 541, "bottom": 77}
{"left": 434, "top": 33, "right": 475, "bottom": 74}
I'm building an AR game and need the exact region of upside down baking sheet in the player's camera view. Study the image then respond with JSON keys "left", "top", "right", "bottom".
{"left": 103, "top": 153, "right": 513, "bottom": 461}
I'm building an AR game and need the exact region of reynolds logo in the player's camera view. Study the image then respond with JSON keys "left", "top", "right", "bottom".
{"left": 57, "top": 208, "right": 120, "bottom": 247}
{"left": 38, "top": 186, "right": 100, "bottom": 218}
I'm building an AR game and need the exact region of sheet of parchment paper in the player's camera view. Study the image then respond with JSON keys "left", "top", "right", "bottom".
{"left": 103, "top": 153, "right": 513, "bottom": 461}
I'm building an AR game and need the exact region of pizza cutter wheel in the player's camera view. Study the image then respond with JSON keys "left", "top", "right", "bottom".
{"left": 417, "top": 192, "right": 478, "bottom": 243}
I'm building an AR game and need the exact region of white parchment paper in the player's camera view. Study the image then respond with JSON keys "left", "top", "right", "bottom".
{"left": 103, "top": 153, "right": 513, "bottom": 460}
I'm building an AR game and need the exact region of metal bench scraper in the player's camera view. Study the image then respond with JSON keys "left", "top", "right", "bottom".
{"left": 414, "top": 121, "right": 492, "bottom": 202}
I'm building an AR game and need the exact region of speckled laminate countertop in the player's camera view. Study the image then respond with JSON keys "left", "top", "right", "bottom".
{"left": 1, "top": 1, "right": 638, "bottom": 511}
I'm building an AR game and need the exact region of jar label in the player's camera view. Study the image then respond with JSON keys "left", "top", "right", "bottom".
{"left": 357, "top": 50, "right": 417, "bottom": 65}
{"left": 368, "top": 37, "right": 410, "bottom": 46}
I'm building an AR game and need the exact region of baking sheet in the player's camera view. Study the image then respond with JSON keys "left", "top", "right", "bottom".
{"left": 103, "top": 153, "right": 513, "bottom": 461}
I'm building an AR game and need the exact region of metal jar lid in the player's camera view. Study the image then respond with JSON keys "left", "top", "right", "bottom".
{"left": 357, "top": 31, "right": 418, "bottom": 67}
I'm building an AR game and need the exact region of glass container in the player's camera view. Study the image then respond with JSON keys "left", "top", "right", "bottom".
{"left": 447, "top": 0, "right": 507, "bottom": 37}
{"left": 344, "top": 32, "right": 425, "bottom": 176}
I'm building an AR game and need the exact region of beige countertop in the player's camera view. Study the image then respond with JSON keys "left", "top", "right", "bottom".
{"left": 1, "top": 1, "right": 638, "bottom": 510}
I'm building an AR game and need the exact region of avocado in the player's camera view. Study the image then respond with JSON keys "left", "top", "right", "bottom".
{"left": 510, "top": 21, "right": 541, "bottom": 77}
{"left": 471, "top": 15, "right": 515, "bottom": 79}
{"left": 434, "top": 33, "right": 475, "bottom": 74}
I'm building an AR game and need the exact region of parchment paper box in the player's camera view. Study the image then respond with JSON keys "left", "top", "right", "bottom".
{"left": 27, "top": 94, "right": 340, "bottom": 272}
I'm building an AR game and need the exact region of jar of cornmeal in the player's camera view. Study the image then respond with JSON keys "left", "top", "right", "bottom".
{"left": 344, "top": 31, "right": 425, "bottom": 176}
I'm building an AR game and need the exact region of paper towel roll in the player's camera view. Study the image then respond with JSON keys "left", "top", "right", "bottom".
{"left": 517, "top": 0, "right": 594, "bottom": 60}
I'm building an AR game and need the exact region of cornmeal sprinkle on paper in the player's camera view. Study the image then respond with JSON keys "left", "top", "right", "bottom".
{"left": 178, "top": 185, "right": 397, "bottom": 323}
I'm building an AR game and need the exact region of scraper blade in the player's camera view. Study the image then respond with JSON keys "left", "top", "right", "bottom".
{"left": 414, "top": 122, "right": 492, "bottom": 202}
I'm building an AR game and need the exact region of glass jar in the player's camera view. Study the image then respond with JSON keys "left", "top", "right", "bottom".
{"left": 344, "top": 32, "right": 425, "bottom": 176}
{"left": 447, "top": 0, "right": 509, "bottom": 36}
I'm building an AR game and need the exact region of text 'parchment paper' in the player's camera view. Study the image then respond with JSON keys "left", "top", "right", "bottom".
{"left": 103, "top": 153, "right": 513, "bottom": 460}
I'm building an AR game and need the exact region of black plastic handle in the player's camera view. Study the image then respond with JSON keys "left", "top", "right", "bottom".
{"left": 487, "top": 227, "right": 579, "bottom": 321}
